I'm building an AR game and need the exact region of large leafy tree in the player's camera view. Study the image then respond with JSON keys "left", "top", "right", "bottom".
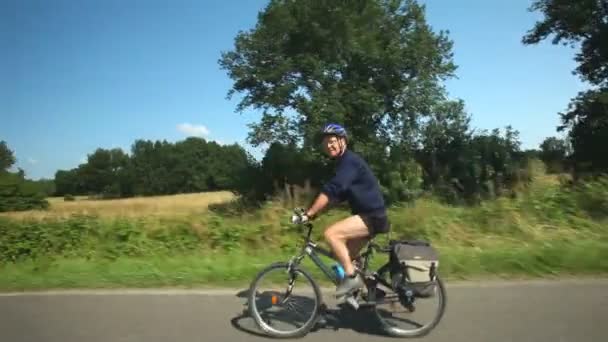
{"left": 523, "top": 0, "right": 608, "bottom": 176}
{"left": 219, "top": 0, "right": 459, "bottom": 152}
{"left": 219, "top": 0, "right": 475, "bottom": 203}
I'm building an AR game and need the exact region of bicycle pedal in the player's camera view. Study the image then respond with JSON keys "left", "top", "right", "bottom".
{"left": 358, "top": 301, "right": 376, "bottom": 307}
{"left": 315, "top": 315, "right": 328, "bottom": 328}
{"left": 375, "top": 288, "right": 387, "bottom": 300}
{"left": 345, "top": 296, "right": 360, "bottom": 310}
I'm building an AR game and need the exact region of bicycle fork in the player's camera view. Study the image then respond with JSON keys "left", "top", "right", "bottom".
{"left": 281, "top": 256, "right": 303, "bottom": 304}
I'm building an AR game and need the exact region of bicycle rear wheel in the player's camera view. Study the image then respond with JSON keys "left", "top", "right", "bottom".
{"left": 247, "top": 262, "right": 322, "bottom": 338}
{"left": 372, "top": 275, "right": 447, "bottom": 337}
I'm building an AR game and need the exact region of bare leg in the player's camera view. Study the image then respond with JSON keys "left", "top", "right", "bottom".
{"left": 324, "top": 215, "right": 370, "bottom": 276}
{"left": 347, "top": 237, "right": 369, "bottom": 261}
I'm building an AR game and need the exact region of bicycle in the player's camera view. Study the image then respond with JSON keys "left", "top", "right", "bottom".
{"left": 246, "top": 209, "right": 447, "bottom": 338}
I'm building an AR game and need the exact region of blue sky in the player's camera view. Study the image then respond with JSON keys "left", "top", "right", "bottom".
{"left": 1, "top": 0, "right": 588, "bottom": 180}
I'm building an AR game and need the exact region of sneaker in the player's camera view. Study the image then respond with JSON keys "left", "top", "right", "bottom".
{"left": 335, "top": 273, "right": 364, "bottom": 297}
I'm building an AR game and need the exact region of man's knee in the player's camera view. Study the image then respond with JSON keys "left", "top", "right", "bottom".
{"left": 324, "top": 227, "right": 337, "bottom": 243}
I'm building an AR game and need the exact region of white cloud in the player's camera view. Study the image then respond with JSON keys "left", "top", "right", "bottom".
{"left": 177, "top": 123, "right": 210, "bottom": 137}
{"left": 27, "top": 158, "right": 37, "bottom": 165}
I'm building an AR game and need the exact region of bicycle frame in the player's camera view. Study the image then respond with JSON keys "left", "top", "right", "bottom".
{"left": 288, "top": 222, "right": 396, "bottom": 292}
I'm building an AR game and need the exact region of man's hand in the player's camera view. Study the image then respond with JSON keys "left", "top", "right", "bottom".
{"left": 291, "top": 212, "right": 310, "bottom": 224}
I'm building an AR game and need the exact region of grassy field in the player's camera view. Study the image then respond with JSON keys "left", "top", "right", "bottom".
{"left": 0, "top": 191, "right": 236, "bottom": 220}
{"left": 0, "top": 172, "right": 607, "bottom": 291}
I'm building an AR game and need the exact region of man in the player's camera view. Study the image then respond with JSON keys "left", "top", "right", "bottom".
{"left": 295, "top": 123, "right": 390, "bottom": 297}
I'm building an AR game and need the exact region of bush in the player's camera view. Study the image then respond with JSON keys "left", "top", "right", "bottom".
{"left": 0, "top": 215, "right": 95, "bottom": 261}
{"left": 570, "top": 176, "right": 608, "bottom": 219}
{"left": 0, "top": 172, "right": 49, "bottom": 212}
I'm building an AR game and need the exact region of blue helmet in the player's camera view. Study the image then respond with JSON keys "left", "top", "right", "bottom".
{"left": 321, "top": 123, "right": 347, "bottom": 138}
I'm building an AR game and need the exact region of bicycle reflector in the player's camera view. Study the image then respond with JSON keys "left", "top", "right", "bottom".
{"left": 271, "top": 295, "right": 279, "bottom": 305}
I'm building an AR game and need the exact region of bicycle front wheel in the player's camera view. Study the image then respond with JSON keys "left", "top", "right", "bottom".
{"left": 247, "top": 262, "right": 322, "bottom": 338}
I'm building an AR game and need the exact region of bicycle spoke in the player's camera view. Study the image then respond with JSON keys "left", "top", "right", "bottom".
{"left": 284, "top": 300, "right": 310, "bottom": 321}
{"left": 249, "top": 263, "right": 320, "bottom": 338}
{"left": 372, "top": 276, "right": 447, "bottom": 337}
{"left": 389, "top": 317, "right": 424, "bottom": 328}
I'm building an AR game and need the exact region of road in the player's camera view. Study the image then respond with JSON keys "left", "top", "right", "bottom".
{"left": 1, "top": 279, "right": 607, "bottom": 342}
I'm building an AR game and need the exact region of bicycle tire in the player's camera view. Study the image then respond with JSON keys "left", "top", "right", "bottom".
{"left": 247, "top": 262, "right": 323, "bottom": 338}
{"left": 372, "top": 274, "right": 447, "bottom": 338}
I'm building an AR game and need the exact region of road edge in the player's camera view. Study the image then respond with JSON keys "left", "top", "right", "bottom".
{"left": 1, "top": 277, "right": 607, "bottom": 296}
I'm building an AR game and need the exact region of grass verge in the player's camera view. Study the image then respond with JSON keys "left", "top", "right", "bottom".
{"left": 2, "top": 239, "right": 607, "bottom": 291}
{"left": 2, "top": 174, "right": 607, "bottom": 291}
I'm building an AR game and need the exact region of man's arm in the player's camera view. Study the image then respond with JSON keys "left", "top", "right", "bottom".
{"left": 306, "top": 157, "right": 358, "bottom": 219}
{"left": 306, "top": 192, "right": 330, "bottom": 218}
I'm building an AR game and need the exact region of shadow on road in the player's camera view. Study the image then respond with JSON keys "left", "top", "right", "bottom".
{"left": 230, "top": 289, "right": 387, "bottom": 338}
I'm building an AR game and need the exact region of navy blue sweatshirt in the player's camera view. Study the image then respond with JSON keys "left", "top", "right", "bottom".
{"left": 321, "top": 149, "right": 386, "bottom": 215}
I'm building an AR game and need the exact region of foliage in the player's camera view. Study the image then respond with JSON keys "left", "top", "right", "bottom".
{"left": 0, "top": 141, "right": 16, "bottom": 171}
{"left": 540, "top": 136, "right": 571, "bottom": 173}
{"left": 2, "top": 167, "right": 607, "bottom": 288}
{"left": 218, "top": 0, "right": 536, "bottom": 204}
{"left": 558, "top": 89, "right": 608, "bottom": 177}
{"left": 0, "top": 142, "right": 49, "bottom": 212}
{"left": 523, "top": 0, "right": 608, "bottom": 87}
{"left": 562, "top": 176, "right": 608, "bottom": 219}
{"left": 220, "top": 0, "right": 458, "bottom": 150}
{"left": 2, "top": 238, "right": 608, "bottom": 290}
{"left": 0, "top": 173, "right": 49, "bottom": 212}
{"left": 2, "top": 0, "right": 603, "bottom": 212}
{"left": 523, "top": 0, "right": 608, "bottom": 176}
{"left": 53, "top": 137, "right": 254, "bottom": 199}
{"left": 3, "top": 194, "right": 608, "bottom": 288}
{"left": 1, "top": 173, "right": 606, "bottom": 264}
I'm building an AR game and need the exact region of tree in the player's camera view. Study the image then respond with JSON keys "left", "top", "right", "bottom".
{"left": 0, "top": 141, "right": 48, "bottom": 211}
{"left": 558, "top": 89, "right": 608, "bottom": 176}
{"left": 523, "top": 0, "right": 608, "bottom": 176}
{"left": 219, "top": 0, "right": 469, "bottom": 202}
{"left": 523, "top": 0, "right": 608, "bottom": 87}
{"left": 0, "top": 141, "right": 16, "bottom": 171}
{"left": 540, "top": 136, "right": 570, "bottom": 173}
{"left": 417, "top": 99, "right": 472, "bottom": 187}
{"left": 77, "top": 148, "right": 130, "bottom": 197}
{"left": 53, "top": 137, "right": 258, "bottom": 199}
{"left": 54, "top": 169, "right": 81, "bottom": 196}
{"left": 219, "top": 0, "right": 457, "bottom": 150}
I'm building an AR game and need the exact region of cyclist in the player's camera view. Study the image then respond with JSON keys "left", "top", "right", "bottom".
{"left": 294, "top": 123, "right": 390, "bottom": 297}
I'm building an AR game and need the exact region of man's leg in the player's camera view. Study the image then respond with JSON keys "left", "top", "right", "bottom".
{"left": 347, "top": 237, "right": 369, "bottom": 261}
{"left": 324, "top": 215, "right": 370, "bottom": 296}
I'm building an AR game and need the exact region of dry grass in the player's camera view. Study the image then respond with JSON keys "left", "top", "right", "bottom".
{"left": 0, "top": 191, "right": 236, "bottom": 220}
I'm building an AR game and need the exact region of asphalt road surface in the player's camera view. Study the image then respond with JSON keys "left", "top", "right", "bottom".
{"left": 1, "top": 279, "right": 607, "bottom": 342}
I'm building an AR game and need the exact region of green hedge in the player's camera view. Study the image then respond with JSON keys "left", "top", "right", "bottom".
{"left": 0, "top": 172, "right": 49, "bottom": 212}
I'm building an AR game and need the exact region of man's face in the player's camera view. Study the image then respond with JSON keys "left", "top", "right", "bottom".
{"left": 323, "top": 135, "right": 345, "bottom": 158}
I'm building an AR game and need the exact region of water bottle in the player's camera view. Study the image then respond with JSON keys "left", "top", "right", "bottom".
{"left": 331, "top": 263, "right": 345, "bottom": 280}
